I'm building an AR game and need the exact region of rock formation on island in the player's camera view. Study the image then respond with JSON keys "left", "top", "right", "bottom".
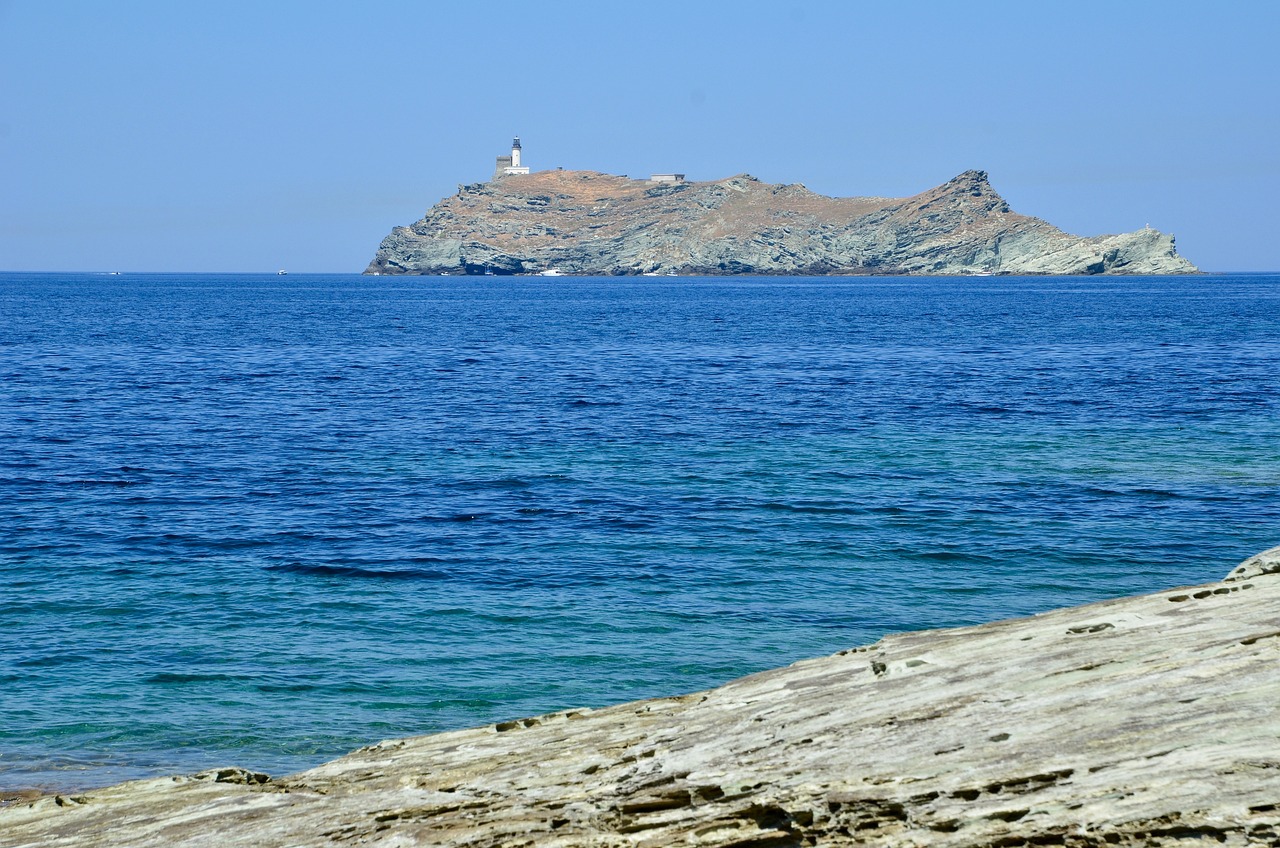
{"left": 365, "top": 169, "right": 1197, "bottom": 276}
{"left": 4, "top": 545, "right": 1279, "bottom": 847}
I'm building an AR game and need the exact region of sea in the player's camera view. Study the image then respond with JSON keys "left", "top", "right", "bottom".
{"left": 2, "top": 272, "right": 1277, "bottom": 793}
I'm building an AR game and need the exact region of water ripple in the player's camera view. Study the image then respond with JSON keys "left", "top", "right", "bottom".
{"left": 1, "top": 271, "right": 1278, "bottom": 792}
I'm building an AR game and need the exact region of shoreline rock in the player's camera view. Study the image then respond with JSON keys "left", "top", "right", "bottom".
{"left": 3, "top": 546, "right": 1277, "bottom": 847}
{"left": 365, "top": 169, "right": 1199, "bottom": 277}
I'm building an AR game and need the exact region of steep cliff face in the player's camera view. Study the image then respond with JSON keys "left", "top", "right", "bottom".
{"left": 4, "top": 546, "right": 1279, "bottom": 847}
{"left": 365, "top": 169, "right": 1197, "bottom": 276}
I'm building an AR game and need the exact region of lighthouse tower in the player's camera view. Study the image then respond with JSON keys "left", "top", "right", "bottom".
{"left": 504, "top": 137, "right": 529, "bottom": 175}
{"left": 498, "top": 136, "right": 529, "bottom": 177}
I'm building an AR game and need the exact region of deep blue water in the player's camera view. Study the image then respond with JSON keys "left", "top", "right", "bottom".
{"left": 2, "top": 272, "right": 1277, "bottom": 792}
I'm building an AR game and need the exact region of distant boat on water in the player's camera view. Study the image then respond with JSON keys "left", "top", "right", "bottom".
{"left": 277, "top": 270, "right": 287, "bottom": 275}
{"left": 537, "top": 269, "right": 564, "bottom": 277}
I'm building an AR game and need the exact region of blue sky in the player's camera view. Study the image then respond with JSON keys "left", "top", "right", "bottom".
{"left": 1, "top": 0, "right": 1276, "bottom": 272}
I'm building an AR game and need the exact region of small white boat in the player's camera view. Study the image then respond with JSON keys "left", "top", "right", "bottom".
{"left": 537, "top": 269, "right": 564, "bottom": 277}
{"left": 277, "top": 270, "right": 287, "bottom": 275}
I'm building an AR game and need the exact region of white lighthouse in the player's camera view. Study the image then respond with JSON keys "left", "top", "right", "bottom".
{"left": 498, "top": 136, "right": 529, "bottom": 177}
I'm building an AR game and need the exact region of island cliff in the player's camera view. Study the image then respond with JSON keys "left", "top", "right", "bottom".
{"left": 4, "top": 545, "right": 1278, "bottom": 847}
{"left": 365, "top": 169, "right": 1197, "bottom": 276}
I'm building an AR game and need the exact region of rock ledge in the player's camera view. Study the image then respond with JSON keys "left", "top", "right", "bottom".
{"left": 4, "top": 546, "right": 1277, "bottom": 847}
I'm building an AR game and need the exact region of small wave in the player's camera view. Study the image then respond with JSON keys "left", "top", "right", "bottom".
{"left": 934, "top": 585, "right": 988, "bottom": 595}
{"left": 0, "top": 476, "right": 52, "bottom": 487}
{"left": 566, "top": 398, "right": 622, "bottom": 407}
{"left": 427, "top": 698, "right": 502, "bottom": 709}
{"left": 820, "top": 470, "right": 886, "bottom": 481}
{"left": 68, "top": 479, "right": 140, "bottom": 487}
{"left": 472, "top": 570, "right": 625, "bottom": 591}
{"left": 445, "top": 478, "right": 530, "bottom": 491}
{"left": 758, "top": 501, "right": 863, "bottom": 516}
{"left": 1079, "top": 486, "right": 1124, "bottom": 497}
{"left": 265, "top": 562, "right": 451, "bottom": 581}
{"left": 16, "top": 654, "right": 91, "bottom": 668}
{"left": 203, "top": 538, "right": 271, "bottom": 550}
{"left": 917, "top": 550, "right": 999, "bottom": 564}
{"left": 600, "top": 519, "right": 652, "bottom": 530}
{"left": 255, "top": 683, "right": 319, "bottom": 694}
{"left": 144, "top": 673, "right": 236, "bottom": 684}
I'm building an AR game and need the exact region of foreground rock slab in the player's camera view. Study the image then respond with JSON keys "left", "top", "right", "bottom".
{"left": 365, "top": 169, "right": 1198, "bottom": 276}
{"left": 4, "top": 547, "right": 1279, "bottom": 847}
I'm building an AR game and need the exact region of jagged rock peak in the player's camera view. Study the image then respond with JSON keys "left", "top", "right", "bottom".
{"left": 364, "top": 168, "right": 1198, "bottom": 277}
{"left": 946, "top": 168, "right": 993, "bottom": 189}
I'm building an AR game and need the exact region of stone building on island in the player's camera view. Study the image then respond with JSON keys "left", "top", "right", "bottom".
{"left": 493, "top": 136, "right": 529, "bottom": 180}
{"left": 492, "top": 137, "right": 686, "bottom": 185}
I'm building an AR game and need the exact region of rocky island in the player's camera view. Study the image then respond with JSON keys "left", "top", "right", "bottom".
{"left": 4, "top": 545, "right": 1278, "bottom": 847}
{"left": 366, "top": 145, "right": 1197, "bottom": 276}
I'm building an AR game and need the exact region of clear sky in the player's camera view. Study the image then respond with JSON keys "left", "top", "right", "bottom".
{"left": 1, "top": 0, "right": 1276, "bottom": 272}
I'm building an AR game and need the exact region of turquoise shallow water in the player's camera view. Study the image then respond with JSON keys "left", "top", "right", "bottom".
{"left": 1, "top": 272, "right": 1277, "bottom": 791}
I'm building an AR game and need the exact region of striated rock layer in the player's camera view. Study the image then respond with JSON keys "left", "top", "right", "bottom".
{"left": 3, "top": 546, "right": 1279, "bottom": 847}
{"left": 365, "top": 169, "right": 1198, "bottom": 276}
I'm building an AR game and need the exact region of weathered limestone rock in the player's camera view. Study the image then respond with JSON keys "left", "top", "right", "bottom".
{"left": 364, "top": 169, "right": 1199, "bottom": 276}
{"left": 3, "top": 546, "right": 1278, "bottom": 847}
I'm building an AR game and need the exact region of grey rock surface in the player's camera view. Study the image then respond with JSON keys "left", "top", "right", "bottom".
{"left": 3, "top": 546, "right": 1277, "bottom": 846}
{"left": 365, "top": 170, "right": 1198, "bottom": 276}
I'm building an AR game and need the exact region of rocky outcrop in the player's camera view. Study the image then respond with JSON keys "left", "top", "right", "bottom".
{"left": 365, "top": 169, "right": 1198, "bottom": 276}
{"left": 4, "top": 546, "right": 1279, "bottom": 847}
